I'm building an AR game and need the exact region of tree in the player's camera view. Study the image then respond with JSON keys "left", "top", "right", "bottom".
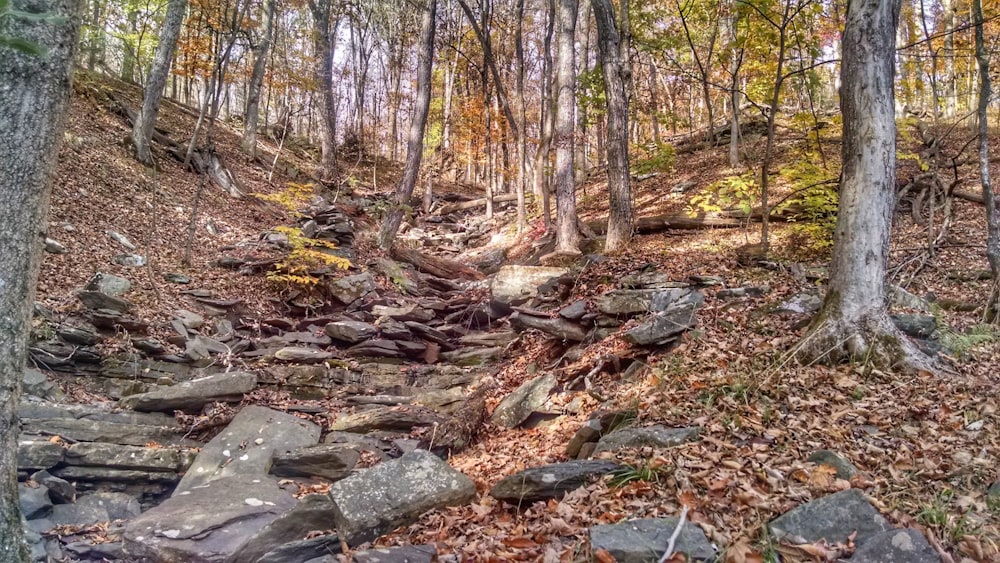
{"left": 242, "top": 0, "right": 276, "bottom": 157}
{"left": 796, "top": 0, "right": 932, "bottom": 371}
{"left": 308, "top": 0, "right": 340, "bottom": 182}
{"left": 553, "top": 0, "right": 579, "bottom": 254}
{"left": 0, "top": 0, "right": 83, "bottom": 559}
{"left": 973, "top": 0, "right": 999, "bottom": 320}
{"left": 131, "top": 0, "right": 187, "bottom": 165}
{"left": 592, "top": 0, "right": 633, "bottom": 253}
{"left": 378, "top": 0, "right": 437, "bottom": 249}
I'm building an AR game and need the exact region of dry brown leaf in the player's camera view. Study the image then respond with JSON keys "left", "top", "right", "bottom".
{"left": 593, "top": 548, "right": 617, "bottom": 563}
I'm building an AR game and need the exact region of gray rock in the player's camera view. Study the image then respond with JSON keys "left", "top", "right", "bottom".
{"left": 273, "top": 347, "right": 335, "bottom": 363}
{"left": 271, "top": 444, "right": 359, "bottom": 481}
{"left": 328, "top": 272, "right": 377, "bottom": 305}
{"left": 257, "top": 536, "right": 342, "bottom": 563}
{"left": 185, "top": 335, "right": 231, "bottom": 361}
{"left": 17, "top": 439, "right": 66, "bottom": 472}
{"left": 74, "top": 492, "right": 141, "bottom": 520}
{"left": 23, "top": 369, "right": 64, "bottom": 401}
{"left": 590, "top": 518, "right": 716, "bottom": 562}
{"left": 327, "top": 450, "right": 476, "bottom": 546}
{"left": 777, "top": 293, "right": 823, "bottom": 315}
{"left": 594, "top": 425, "right": 701, "bottom": 455}
{"left": 85, "top": 272, "right": 132, "bottom": 296}
{"left": 375, "top": 258, "right": 420, "bottom": 295}
{"left": 114, "top": 253, "right": 147, "bottom": 267}
{"left": 119, "top": 371, "right": 257, "bottom": 412}
{"left": 19, "top": 483, "right": 52, "bottom": 519}
{"left": 491, "top": 265, "right": 569, "bottom": 307}
{"left": 621, "top": 272, "right": 690, "bottom": 289}
{"left": 20, "top": 417, "right": 190, "bottom": 447}
{"left": 375, "top": 317, "right": 412, "bottom": 340}
{"left": 490, "top": 460, "right": 620, "bottom": 504}
{"left": 371, "top": 303, "right": 435, "bottom": 322}
{"left": 325, "top": 321, "right": 378, "bottom": 343}
{"left": 31, "top": 470, "right": 75, "bottom": 503}
{"left": 439, "top": 347, "right": 502, "bottom": 365}
{"left": 566, "top": 411, "right": 635, "bottom": 458}
{"left": 64, "top": 540, "right": 127, "bottom": 561}
{"left": 595, "top": 288, "right": 694, "bottom": 316}
{"left": 354, "top": 545, "right": 437, "bottom": 562}
{"left": 174, "top": 309, "right": 205, "bottom": 330}
{"left": 891, "top": 314, "right": 938, "bottom": 339}
{"left": 891, "top": 285, "right": 932, "bottom": 312}
{"left": 106, "top": 230, "right": 137, "bottom": 250}
{"left": 76, "top": 290, "right": 132, "bottom": 313}
{"left": 510, "top": 312, "right": 587, "bottom": 342}
{"left": 233, "top": 494, "right": 340, "bottom": 563}
{"left": 164, "top": 273, "right": 191, "bottom": 284}
{"left": 124, "top": 475, "right": 296, "bottom": 563}
{"left": 56, "top": 325, "right": 102, "bottom": 346}
{"left": 559, "top": 300, "right": 588, "bottom": 320}
{"left": 50, "top": 501, "right": 109, "bottom": 527}
{"left": 807, "top": 450, "right": 859, "bottom": 480}
{"left": 768, "top": 489, "right": 891, "bottom": 547}
{"left": 176, "top": 406, "right": 320, "bottom": 492}
{"left": 491, "top": 374, "right": 557, "bottom": 428}
{"left": 133, "top": 338, "right": 167, "bottom": 355}
{"left": 623, "top": 303, "right": 700, "bottom": 346}
{"left": 65, "top": 442, "right": 183, "bottom": 472}
{"left": 851, "top": 528, "right": 939, "bottom": 563}
{"left": 44, "top": 237, "right": 68, "bottom": 254}
{"left": 329, "top": 405, "right": 447, "bottom": 434}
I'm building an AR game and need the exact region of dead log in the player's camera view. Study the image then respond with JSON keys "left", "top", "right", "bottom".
{"left": 587, "top": 212, "right": 747, "bottom": 234}
{"left": 390, "top": 245, "right": 485, "bottom": 281}
{"left": 438, "top": 193, "right": 521, "bottom": 214}
{"left": 954, "top": 188, "right": 986, "bottom": 204}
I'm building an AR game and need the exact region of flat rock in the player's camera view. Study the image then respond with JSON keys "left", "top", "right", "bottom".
{"left": 328, "top": 272, "right": 377, "bottom": 305}
{"left": 491, "top": 374, "right": 557, "bottom": 428}
{"left": 850, "top": 528, "right": 939, "bottom": 563}
{"left": 17, "top": 438, "right": 66, "bottom": 472}
{"left": 273, "top": 347, "right": 335, "bottom": 363}
{"left": 325, "top": 321, "right": 378, "bottom": 343}
{"left": 510, "top": 312, "right": 587, "bottom": 342}
{"left": 174, "top": 309, "right": 205, "bottom": 330}
{"left": 590, "top": 517, "right": 716, "bottom": 562}
{"left": 32, "top": 470, "right": 76, "bottom": 503}
{"left": 594, "top": 425, "right": 701, "bottom": 455}
{"left": 119, "top": 371, "right": 257, "bottom": 412}
{"left": 19, "top": 483, "right": 52, "bottom": 519}
{"left": 176, "top": 406, "right": 320, "bottom": 492}
{"left": 327, "top": 450, "right": 476, "bottom": 546}
{"left": 490, "top": 460, "right": 620, "bottom": 504}
{"left": 595, "top": 288, "right": 694, "bottom": 316}
{"left": 271, "top": 444, "right": 359, "bottom": 481}
{"left": 371, "top": 303, "right": 435, "bottom": 322}
{"left": 76, "top": 290, "right": 132, "bottom": 313}
{"left": 124, "top": 475, "right": 296, "bottom": 563}
{"left": 257, "top": 536, "right": 341, "bottom": 563}
{"left": 768, "top": 489, "right": 891, "bottom": 547}
{"left": 777, "top": 292, "right": 823, "bottom": 315}
{"left": 114, "top": 253, "right": 146, "bottom": 267}
{"left": 490, "top": 265, "right": 569, "bottom": 308}
{"left": 65, "top": 442, "right": 183, "bottom": 472}
{"left": 329, "top": 405, "right": 447, "bottom": 434}
{"left": 85, "top": 272, "right": 131, "bottom": 296}
{"left": 439, "top": 346, "right": 501, "bottom": 366}
{"left": 354, "top": 545, "right": 437, "bottom": 562}
{"left": 233, "top": 494, "right": 341, "bottom": 563}
{"left": 891, "top": 314, "right": 938, "bottom": 339}
{"left": 559, "top": 300, "right": 588, "bottom": 320}
{"left": 623, "top": 302, "right": 700, "bottom": 346}
{"left": 23, "top": 368, "right": 64, "bottom": 401}
{"left": 807, "top": 450, "right": 859, "bottom": 480}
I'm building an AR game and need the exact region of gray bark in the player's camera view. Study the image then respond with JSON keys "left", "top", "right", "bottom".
{"left": 308, "top": 0, "right": 339, "bottom": 181}
{"left": 798, "top": 0, "right": 933, "bottom": 371}
{"left": 533, "top": 0, "right": 556, "bottom": 228}
{"left": 514, "top": 0, "right": 528, "bottom": 232}
{"left": 592, "top": 0, "right": 632, "bottom": 253}
{"left": 974, "top": 0, "right": 1000, "bottom": 317}
{"left": 131, "top": 0, "right": 187, "bottom": 165}
{"left": 554, "top": 0, "right": 579, "bottom": 253}
{"left": 242, "top": 0, "right": 276, "bottom": 156}
{"left": 378, "top": 0, "right": 437, "bottom": 249}
{"left": 0, "top": 1, "right": 83, "bottom": 559}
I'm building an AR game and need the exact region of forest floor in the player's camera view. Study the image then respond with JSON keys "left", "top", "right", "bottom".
{"left": 37, "top": 72, "right": 1000, "bottom": 561}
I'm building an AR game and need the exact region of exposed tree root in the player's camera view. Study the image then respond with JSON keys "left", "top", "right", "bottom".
{"left": 796, "top": 313, "right": 945, "bottom": 375}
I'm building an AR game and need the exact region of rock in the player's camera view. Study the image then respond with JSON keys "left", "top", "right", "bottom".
{"left": 174, "top": 309, "right": 205, "bottom": 330}
{"left": 328, "top": 272, "right": 377, "bottom": 304}
{"left": 353, "top": 545, "right": 437, "bottom": 562}
{"left": 273, "top": 347, "right": 335, "bottom": 363}
{"left": 17, "top": 439, "right": 65, "bottom": 472}
{"left": 590, "top": 518, "right": 716, "bottom": 563}
{"left": 124, "top": 475, "right": 296, "bottom": 563}
{"left": 439, "top": 347, "right": 501, "bottom": 366}
{"left": 50, "top": 500, "right": 109, "bottom": 527}
{"left": 375, "top": 317, "right": 412, "bottom": 340}
{"left": 19, "top": 483, "right": 52, "bottom": 519}
{"left": 510, "top": 312, "right": 587, "bottom": 342}
{"left": 623, "top": 302, "right": 700, "bottom": 346}
{"left": 404, "top": 322, "right": 455, "bottom": 350}
{"left": 23, "top": 369, "right": 64, "bottom": 401}
{"left": 371, "top": 303, "right": 435, "bottom": 322}
{"left": 566, "top": 411, "right": 635, "bottom": 458}
{"left": 133, "top": 338, "right": 167, "bottom": 355}
{"left": 768, "top": 489, "right": 891, "bottom": 547}
{"left": 851, "top": 528, "right": 939, "bottom": 563}
{"left": 891, "top": 314, "right": 938, "bottom": 339}
{"left": 234, "top": 494, "right": 341, "bottom": 563}
{"left": 114, "top": 253, "right": 146, "bottom": 267}
{"left": 20, "top": 414, "right": 189, "bottom": 447}
{"left": 777, "top": 293, "right": 823, "bottom": 315}
{"left": 328, "top": 450, "right": 475, "bottom": 546}
{"left": 44, "top": 237, "right": 68, "bottom": 254}
{"left": 177, "top": 406, "right": 321, "bottom": 492}
{"left": 31, "top": 470, "right": 75, "bottom": 503}
{"left": 807, "top": 450, "right": 859, "bottom": 480}
{"left": 491, "top": 374, "right": 557, "bottom": 428}
{"left": 490, "top": 460, "right": 620, "bottom": 504}
{"left": 559, "top": 300, "right": 588, "bottom": 320}
{"left": 375, "top": 258, "right": 420, "bottom": 295}
{"left": 56, "top": 325, "right": 102, "bottom": 346}
{"left": 271, "top": 444, "right": 359, "bottom": 481}
{"left": 85, "top": 272, "right": 132, "bottom": 296}
{"left": 458, "top": 331, "right": 517, "bottom": 347}
{"left": 164, "top": 273, "right": 191, "bottom": 284}
{"left": 257, "top": 536, "right": 341, "bottom": 563}
{"left": 621, "top": 271, "right": 689, "bottom": 290}
{"left": 74, "top": 492, "right": 141, "bottom": 520}
{"left": 119, "top": 371, "right": 257, "bottom": 413}
{"left": 329, "top": 405, "right": 447, "bottom": 434}
{"left": 325, "top": 321, "right": 378, "bottom": 343}
{"left": 106, "top": 230, "right": 137, "bottom": 250}
{"left": 76, "top": 290, "right": 132, "bottom": 313}
{"left": 490, "top": 265, "right": 569, "bottom": 308}
{"left": 345, "top": 339, "right": 406, "bottom": 359}
{"left": 65, "top": 442, "right": 183, "bottom": 472}
{"left": 595, "top": 288, "right": 694, "bottom": 316}
{"left": 891, "top": 285, "right": 932, "bottom": 312}
{"left": 594, "top": 425, "right": 701, "bottom": 455}
{"left": 64, "top": 540, "right": 127, "bottom": 561}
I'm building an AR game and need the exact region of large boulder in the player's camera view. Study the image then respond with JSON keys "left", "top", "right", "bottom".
{"left": 230, "top": 494, "right": 341, "bottom": 563}
{"left": 768, "top": 489, "right": 891, "bottom": 547}
{"left": 327, "top": 450, "right": 476, "bottom": 546}
{"left": 119, "top": 371, "right": 257, "bottom": 412}
{"left": 490, "top": 265, "right": 569, "bottom": 308}
{"left": 124, "top": 475, "right": 296, "bottom": 563}
{"left": 176, "top": 406, "right": 320, "bottom": 492}
{"left": 490, "top": 460, "right": 620, "bottom": 504}
{"left": 490, "top": 374, "right": 557, "bottom": 428}
{"left": 589, "top": 518, "right": 716, "bottom": 562}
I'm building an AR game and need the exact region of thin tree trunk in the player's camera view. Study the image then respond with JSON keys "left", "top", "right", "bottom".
{"left": 378, "top": 0, "right": 437, "bottom": 249}
{"left": 592, "top": 0, "right": 633, "bottom": 253}
{"left": 533, "top": 0, "right": 556, "bottom": 228}
{"left": 514, "top": 0, "right": 528, "bottom": 232}
{"left": 242, "top": 0, "right": 276, "bottom": 156}
{"left": 309, "top": 0, "right": 339, "bottom": 181}
{"left": 132, "top": 0, "right": 187, "bottom": 165}
{"left": 0, "top": 2, "right": 82, "bottom": 560}
{"left": 974, "top": 0, "right": 1000, "bottom": 318}
{"left": 554, "top": 0, "right": 579, "bottom": 253}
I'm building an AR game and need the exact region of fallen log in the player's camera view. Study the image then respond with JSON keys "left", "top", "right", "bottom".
{"left": 390, "top": 245, "right": 485, "bottom": 281}
{"left": 438, "top": 193, "right": 521, "bottom": 214}
{"left": 954, "top": 188, "right": 986, "bottom": 204}
{"left": 587, "top": 212, "right": 747, "bottom": 234}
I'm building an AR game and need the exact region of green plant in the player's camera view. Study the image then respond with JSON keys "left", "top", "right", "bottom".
{"left": 633, "top": 142, "right": 676, "bottom": 176}
{"left": 255, "top": 182, "right": 316, "bottom": 215}
{"left": 608, "top": 458, "right": 671, "bottom": 488}
{"left": 918, "top": 489, "right": 953, "bottom": 528}
{"left": 689, "top": 173, "right": 758, "bottom": 215}
{"left": 939, "top": 324, "right": 999, "bottom": 355}
{"left": 266, "top": 226, "right": 351, "bottom": 289}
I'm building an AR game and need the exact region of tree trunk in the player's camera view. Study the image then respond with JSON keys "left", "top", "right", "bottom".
{"left": 378, "top": 0, "right": 437, "bottom": 249}
{"left": 973, "top": 0, "right": 1000, "bottom": 319}
{"left": 242, "top": 0, "right": 275, "bottom": 157}
{"left": 797, "top": 0, "right": 934, "bottom": 372}
{"left": 533, "top": 0, "right": 556, "bottom": 228}
{"left": 309, "top": 0, "right": 339, "bottom": 182}
{"left": 554, "top": 0, "right": 580, "bottom": 253}
{"left": 592, "top": 0, "right": 633, "bottom": 253}
{"left": 0, "top": 1, "right": 82, "bottom": 559}
{"left": 514, "top": 0, "right": 528, "bottom": 232}
{"left": 132, "top": 0, "right": 187, "bottom": 165}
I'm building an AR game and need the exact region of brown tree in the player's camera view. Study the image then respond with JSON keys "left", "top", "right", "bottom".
{"left": 242, "top": 0, "right": 276, "bottom": 157}
{"left": 132, "top": 0, "right": 187, "bottom": 165}
{"left": 553, "top": 0, "right": 579, "bottom": 254}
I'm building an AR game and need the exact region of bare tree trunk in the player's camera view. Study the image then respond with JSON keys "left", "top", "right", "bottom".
{"left": 592, "top": 0, "right": 632, "bottom": 253}
{"left": 727, "top": 0, "right": 743, "bottom": 167}
{"left": 514, "top": 0, "right": 528, "bottom": 232}
{"left": 242, "top": 0, "right": 275, "bottom": 156}
{"left": 309, "top": 0, "right": 339, "bottom": 181}
{"left": 973, "top": 0, "right": 1000, "bottom": 319}
{"left": 533, "top": 0, "right": 556, "bottom": 228}
{"left": 132, "top": 0, "right": 187, "bottom": 165}
{"left": 942, "top": 0, "right": 956, "bottom": 118}
{"left": 797, "top": 0, "right": 934, "bottom": 372}
{"left": 0, "top": 2, "right": 82, "bottom": 559}
{"left": 379, "top": 0, "right": 437, "bottom": 249}
{"left": 554, "top": 0, "right": 580, "bottom": 253}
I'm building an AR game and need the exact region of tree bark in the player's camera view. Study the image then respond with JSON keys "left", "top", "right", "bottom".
{"left": 592, "top": 0, "right": 633, "bottom": 253}
{"left": 533, "top": 0, "right": 556, "bottom": 228}
{"left": 308, "top": 0, "right": 339, "bottom": 182}
{"left": 514, "top": 0, "right": 528, "bottom": 232}
{"left": 0, "top": 1, "right": 82, "bottom": 559}
{"left": 554, "top": 0, "right": 580, "bottom": 253}
{"left": 132, "top": 0, "right": 187, "bottom": 165}
{"left": 797, "top": 0, "right": 934, "bottom": 372}
{"left": 973, "top": 0, "right": 1000, "bottom": 319}
{"left": 242, "top": 0, "right": 276, "bottom": 157}
{"left": 378, "top": 0, "right": 437, "bottom": 249}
